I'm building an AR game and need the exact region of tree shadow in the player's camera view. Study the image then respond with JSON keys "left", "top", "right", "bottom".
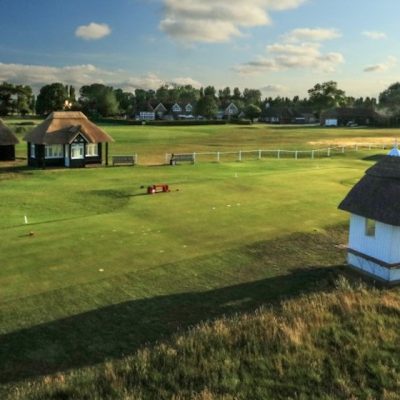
{"left": 0, "top": 264, "right": 345, "bottom": 385}
{"left": 363, "top": 154, "right": 386, "bottom": 162}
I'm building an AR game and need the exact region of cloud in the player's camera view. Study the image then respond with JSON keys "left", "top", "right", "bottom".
{"left": 237, "top": 42, "right": 344, "bottom": 74}
{"left": 0, "top": 62, "right": 202, "bottom": 93}
{"left": 160, "top": 0, "right": 308, "bottom": 43}
{"left": 75, "top": 22, "right": 111, "bottom": 40}
{"left": 364, "top": 56, "right": 397, "bottom": 73}
{"left": 260, "top": 84, "right": 285, "bottom": 92}
{"left": 362, "top": 31, "right": 387, "bottom": 40}
{"left": 283, "top": 28, "right": 341, "bottom": 42}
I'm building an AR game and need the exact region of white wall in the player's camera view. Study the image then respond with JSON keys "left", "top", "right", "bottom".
{"left": 349, "top": 214, "right": 400, "bottom": 264}
{"left": 348, "top": 253, "right": 400, "bottom": 283}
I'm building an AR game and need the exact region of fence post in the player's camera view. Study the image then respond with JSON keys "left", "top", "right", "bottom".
{"left": 277, "top": 150, "right": 281, "bottom": 159}
{"left": 327, "top": 148, "right": 331, "bottom": 157}
{"left": 217, "top": 152, "right": 220, "bottom": 162}
{"left": 135, "top": 153, "right": 138, "bottom": 165}
{"left": 193, "top": 152, "right": 196, "bottom": 163}
{"left": 295, "top": 151, "right": 298, "bottom": 160}
{"left": 238, "top": 151, "right": 242, "bottom": 161}
{"left": 311, "top": 150, "right": 315, "bottom": 159}
{"left": 258, "top": 150, "right": 262, "bottom": 160}
{"left": 342, "top": 146, "right": 345, "bottom": 153}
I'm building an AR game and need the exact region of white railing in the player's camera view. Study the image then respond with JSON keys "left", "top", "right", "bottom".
{"left": 165, "top": 143, "right": 391, "bottom": 164}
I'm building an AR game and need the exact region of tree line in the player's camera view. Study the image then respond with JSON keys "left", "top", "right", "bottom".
{"left": 1, "top": 80, "right": 400, "bottom": 119}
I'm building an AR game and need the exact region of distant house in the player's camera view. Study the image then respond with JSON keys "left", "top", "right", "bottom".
{"left": 154, "top": 103, "right": 168, "bottom": 119}
{"left": 339, "top": 148, "right": 400, "bottom": 284}
{"left": 262, "top": 105, "right": 317, "bottom": 124}
{"left": 170, "top": 103, "right": 195, "bottom": 119}
{"left": 24, "top": 112, "right": 114, "bottom": 168}
{"left": 224, "top": 102, "right": 239, "bottom": 118}
{"left": 0, "top": 119, "right": 19, "bottom": 161}
{"left": 262, "top": 106, "right": 301, "bottom": 124}
{"left": 320, "top": 107, "right": 379, "bottom": 127}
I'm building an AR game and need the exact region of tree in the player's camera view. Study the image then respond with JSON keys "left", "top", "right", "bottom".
{"left": 379, "top": 83, "right": 400, "bottom": 114}
{"left": 308, "top": 81, "right": 347, "bottom": 117}
{"left": 15, "top": 84, "right": 33, "bottom": 115}
{"left": 196, "top": 95, "right": 218, "bottom": 119}
{"left": 79, "top": 84, "right": 119, "bottom": 117}
{"left": 243, "top": 89, "right": 262, "bottom": 106}
{"left": 114, "top": 89, "right": 135, "bottom": 116}
{"left": 204, "top": 86, "right": 217, "bottom": 98}
{"left": 36, "top": 83, "right": 69, "bottom": 115}
{"left": 244, "top": 104, "right": 261, "bottom": 122}
{"left": 233, "top": 87, "right": 242, "bottom": 100}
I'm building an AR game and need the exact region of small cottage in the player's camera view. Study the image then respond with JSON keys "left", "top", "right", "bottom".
{"left": 24, "top": 111, "right": 114, "bottom": 168}
{"left": 338, "top": 149, "right": 400, "bottom": 284}
{"left": 0, "top": 119, "right": 19, "bottom": 161}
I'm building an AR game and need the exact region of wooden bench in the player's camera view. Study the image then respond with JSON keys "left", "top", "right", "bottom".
{"left": 170, "top": 153, "right": 195, "bottom": 165}
{"left": 112, "top": 155, "right": 136, "bottom": 166}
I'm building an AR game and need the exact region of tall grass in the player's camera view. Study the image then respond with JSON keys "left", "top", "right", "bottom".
{"left": 5, "top": 278, "right": 400, "bottom": 400}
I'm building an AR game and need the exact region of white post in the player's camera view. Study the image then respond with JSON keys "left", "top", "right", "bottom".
{"left": 295, "top": 151, "right": 298, "bottom": 160}
{"left": 135, "top": 153, "right": 138, "bottom": 164}
{"left": 258, "top": 150, "right": 262, "bottom": 160}
{"left": 342, "top": 146, "right": 345, "bottom": 153}
{"left": 277, "top": 150, "right": 281, "bottom": 159}
{"left": 217, "top": 152, "right": 220, "bottom": 162}
{"left": 311, "top": 150, "right": 315, "bottom": 159}
{"left": 327, "top": 148, "right": 331, "bottom": 157}
{"left": 193, "top": 152, "right": 196, "bottom": 163}
{"left": 238, "top": 151, "right": 242, "bottom": 161}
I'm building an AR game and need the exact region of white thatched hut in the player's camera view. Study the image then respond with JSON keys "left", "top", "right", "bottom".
{"left": 339, "top": 148, "right": 400, "bottom": 284}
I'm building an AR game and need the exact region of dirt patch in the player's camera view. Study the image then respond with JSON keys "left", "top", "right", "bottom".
{"left": 309, "top": 137, "right": 395, "bottom": 147}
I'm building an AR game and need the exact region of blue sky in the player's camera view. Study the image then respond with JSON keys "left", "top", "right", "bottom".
{"left": 0, "top": 0, "right": 399, "bottom": 97}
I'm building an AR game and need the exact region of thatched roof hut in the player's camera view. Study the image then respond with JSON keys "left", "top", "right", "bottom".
{"left": 24, "top": 112, "right": 113, "bottom": 168}
{"left": 24, "top": 112, "right": 114, "bottom": 145}
{"left": 0, "top": 119, "right": 19, "bottom": 146}
{"left": 339, "top": 155, "right": 400, "bottom": 226}
{"left": 0, "top": 119, "right": 19, "bottom": 161}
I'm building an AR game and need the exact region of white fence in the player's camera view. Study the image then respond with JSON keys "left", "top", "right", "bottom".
{"left": 165, "top": 143, "right": 392, "bottom": 164}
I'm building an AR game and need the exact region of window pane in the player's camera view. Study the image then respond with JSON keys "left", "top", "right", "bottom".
{"left": 365, "top": 219, "right": 376, "bottom": 237}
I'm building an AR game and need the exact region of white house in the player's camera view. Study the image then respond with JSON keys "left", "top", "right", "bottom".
{"left": 339, "top": 149, "right": 400, "bottom": 284}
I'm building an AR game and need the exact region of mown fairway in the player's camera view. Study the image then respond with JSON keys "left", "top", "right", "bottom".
{"left": 0, "top": 123, "right": 396, "bottom": 390}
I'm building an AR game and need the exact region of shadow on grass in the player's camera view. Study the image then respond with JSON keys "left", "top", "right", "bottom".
{"left": 0, "top": 263, "right": 345, "bottom": 385}
{"left": 363, "top": 154, "right": 387, "bottom": 162}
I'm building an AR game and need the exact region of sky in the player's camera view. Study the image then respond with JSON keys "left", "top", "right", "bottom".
{"left": 0, "top": 0, "right": 399, "bottom": 98}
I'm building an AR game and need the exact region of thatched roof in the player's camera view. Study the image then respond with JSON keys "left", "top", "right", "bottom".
{"left": 339, "top": 155, "right": 400, "bottom": 226}
{"left": 0, "top": 119, "right": 19, "bottom": 146}
{"left": 24, "top": 112, "right": 114, "bottom": 145}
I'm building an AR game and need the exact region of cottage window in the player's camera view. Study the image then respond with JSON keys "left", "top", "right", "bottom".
{"left": 45, "top": 144, "right": 63, "bottom": 159}
{"left": 30, "top": 143, "right": 35, "bottom": 158}
{"left": 71, "top": 143, "right": 84, "bottom": 159}
{"left": 86, "top": 144, "right": 98, "bottom": 157}
{"left": 365, "top": 218, "right": 376, "bottom": 237}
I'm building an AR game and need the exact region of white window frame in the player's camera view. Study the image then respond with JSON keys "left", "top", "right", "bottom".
{"left": 172, "top": 104, "right": 182, "bottom": 112}
{"left": 30, "top": 143, "right": 35, "bottom": 158}
{"left": 70, "top": 143, "right": 85, "bottom": 160}
{"left": 86, "top": 143, "right": 98, "bottom": 157}
{"left": 45, "top": 144, "right": 63, "bottom": 159}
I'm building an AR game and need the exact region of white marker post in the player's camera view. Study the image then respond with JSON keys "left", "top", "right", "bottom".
{"left": 24, "top": 215, "right": 28, "bottom": 224}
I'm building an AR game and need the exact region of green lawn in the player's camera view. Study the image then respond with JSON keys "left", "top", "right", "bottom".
{"left": 0, "top": 123, "right": 397, "bottom": 393}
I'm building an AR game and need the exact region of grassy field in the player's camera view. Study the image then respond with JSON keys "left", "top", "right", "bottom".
{"left": 0, "top": 122, "right": 399, "bottom": 397}
{"left": 5, "top": 118, "right": 400, "bottom": 164}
